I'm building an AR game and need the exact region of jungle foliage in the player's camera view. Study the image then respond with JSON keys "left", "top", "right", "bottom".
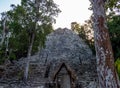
{"left": 0, "top": 0, "right": 61, "bottom": 64}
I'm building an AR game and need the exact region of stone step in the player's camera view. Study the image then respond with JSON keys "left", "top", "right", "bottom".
{"left": 28, "top": 82, "right": 45, "bottom": 87}
{"left": 29, "top": 73, "right": 43, "bottom": 77}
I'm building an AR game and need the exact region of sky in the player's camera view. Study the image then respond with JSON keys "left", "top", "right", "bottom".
{"left": 0, "top": 0, "right": 92, "bottom": 29}
{"left": 0, "top": 0, "right": 21, "bottom": 12}
{"left": 53, "top": 0, "right": 92, "bottom": 29}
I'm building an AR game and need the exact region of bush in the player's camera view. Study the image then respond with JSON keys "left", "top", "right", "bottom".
{"left": 115, "top": 58, "right": 120, "bottom": 79}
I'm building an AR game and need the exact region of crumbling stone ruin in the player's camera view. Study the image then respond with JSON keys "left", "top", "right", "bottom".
{"left": 0, "top": 28, "right": 98, "bottom": 88}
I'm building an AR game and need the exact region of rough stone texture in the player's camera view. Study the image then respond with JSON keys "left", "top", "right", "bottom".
{"left": 40, "top": 28, "right": 92, "bottom": 64}
{"left": 0, "top": 28, "right": 98, "bottom": 88}
{"left": 38, "top": 28, "right": 98, "bottom": 88}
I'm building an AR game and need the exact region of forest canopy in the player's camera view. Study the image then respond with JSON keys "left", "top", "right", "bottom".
{"left": 0, "top": 0, "right": 61, "bottom": 63}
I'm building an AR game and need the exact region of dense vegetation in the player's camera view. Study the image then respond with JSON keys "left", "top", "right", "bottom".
{"left": 0, "top": 0, "right": 61, "bottom": 64}
{"left": 106, "top": 0, "right": 120, "bottom": 79}
{"left": 108, "top": 15, "right": 120, "bottom": 79}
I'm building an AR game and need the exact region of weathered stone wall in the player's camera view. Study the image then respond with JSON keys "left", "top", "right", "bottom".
{"left": 40, "top": 28, "right": 93, "bottom": 64}
{"left": 38, "top": 28, "right": 98, "bottom": 88}
{"left": 0, "top": 28, "right": 98, "bottom": 88}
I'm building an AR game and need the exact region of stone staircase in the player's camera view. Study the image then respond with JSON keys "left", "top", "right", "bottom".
{"left": 27, "top": 62, "right": 47, "bottom": 87}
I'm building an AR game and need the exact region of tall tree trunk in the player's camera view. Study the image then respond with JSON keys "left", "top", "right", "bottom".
{"left": 24, "top": 0, "right": 40, "bottom": 81}
{"left": 24, "top": 32, "right": 35, "bottom": 81}
{"left": 92, "top": 0, "right": 120, "bottom": 87}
